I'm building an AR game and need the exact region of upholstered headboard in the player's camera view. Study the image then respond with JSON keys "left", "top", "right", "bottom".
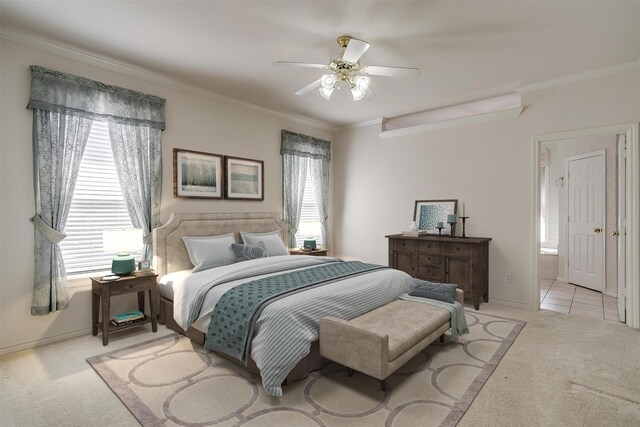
{"left": 152, "top": 212, "right": 289, "bottom": 277}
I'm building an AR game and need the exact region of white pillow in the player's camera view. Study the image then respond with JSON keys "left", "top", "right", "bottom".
{"left": 182, "top": 233, "right": 237, "bottom": 272}
{"left": 240, "top": 230, "right": 288, "bottom": 256}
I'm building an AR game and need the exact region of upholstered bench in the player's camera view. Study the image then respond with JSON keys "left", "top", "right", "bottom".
{"left": 319, "top": 289, "right": 464, "bottom": 390}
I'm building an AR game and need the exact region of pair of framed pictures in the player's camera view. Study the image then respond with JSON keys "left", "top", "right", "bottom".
{"left": 173, "top": 149, "right": 264, "bottom": 200}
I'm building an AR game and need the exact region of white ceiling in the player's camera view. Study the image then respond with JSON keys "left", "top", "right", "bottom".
{"left": 2, "top": 1, "right": 639, "bottom": 127}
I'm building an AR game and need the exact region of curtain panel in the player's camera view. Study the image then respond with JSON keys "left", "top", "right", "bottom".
{"left": 280, "top": 130, "right": 331, "bottom": 249}
{"left": 27, "top": 65, "right": 166, "bottom": 315}
{"left": 27, "top": 65, "right": 166, "bottom": 130}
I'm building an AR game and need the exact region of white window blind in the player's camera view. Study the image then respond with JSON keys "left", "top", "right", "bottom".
{"left": 294, "top": 159, "right": 323, "bottom": 248}
{"left": 60, "top": 121, "right": 139, "bottom": 275}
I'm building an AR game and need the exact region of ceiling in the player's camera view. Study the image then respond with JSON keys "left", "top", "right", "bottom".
{"left": 2, "top": 1, "right": 639, "bottom": 127}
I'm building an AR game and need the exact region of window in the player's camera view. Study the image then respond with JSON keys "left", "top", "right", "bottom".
{"left": 60, "top": 121, "right": 139, "bottom": 275}
{"left": 294, "top": 158, "right": 323, "bottom": 248}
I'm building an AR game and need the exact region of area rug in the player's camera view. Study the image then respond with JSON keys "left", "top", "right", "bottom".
{"left": 88, "top": 311, "right": 525, "bottom": 427}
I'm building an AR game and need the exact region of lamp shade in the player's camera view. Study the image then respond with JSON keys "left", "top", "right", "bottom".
{"left": 103, "top": 229, "right": 143, "bottom": 254}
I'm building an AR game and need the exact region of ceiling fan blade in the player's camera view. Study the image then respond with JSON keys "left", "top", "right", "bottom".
{"left": 295, "top": 79, "right": 322, "bottom": 96}
{"left": 273, "top": 61, "right": 328, "bottom": 69}
{"left": 342, "top": 38, "right": 370, "bottom": 63}
{"left": 361, "top": 65, "right": 421, "bottom": 78}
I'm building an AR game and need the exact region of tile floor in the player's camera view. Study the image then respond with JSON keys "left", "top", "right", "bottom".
{"left": 540, "top": 279, "right": 620, "bottom": 322}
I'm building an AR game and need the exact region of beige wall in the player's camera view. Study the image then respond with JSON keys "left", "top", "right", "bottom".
{"left": 333, "top": 69, "right": 640, "bottom": 308}
{"left": 0, "top": 39, "right": 332, "bottom": 352}
{"left": 543, "top": 135, "right": 618, "bottom": 294}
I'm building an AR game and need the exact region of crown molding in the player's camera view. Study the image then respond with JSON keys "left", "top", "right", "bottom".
{"left": 516, "top": 57, "right": 640, "bottom": 94}
{"left": 1, "top": 28, "right": 332, "bottom": 131}
{"left": 333, "top": 118, "right": 383, "bottom": 132}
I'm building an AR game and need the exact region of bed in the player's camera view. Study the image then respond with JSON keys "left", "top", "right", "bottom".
{"left": 153, "top": 212, "right": 412, "bottom": 396}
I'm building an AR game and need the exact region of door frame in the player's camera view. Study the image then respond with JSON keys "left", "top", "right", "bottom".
{"left": 564, "top": 150, "right": 606, "bottom": 292}
{"left": 531, "top": 122, "right": 639, "bottom": 329}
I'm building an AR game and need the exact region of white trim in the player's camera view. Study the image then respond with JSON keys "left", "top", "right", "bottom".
{"left": 605, "top": 290, "right": 618, "bottom": 298}
{"left": 532, "top": 123, "right": 640, "bottom": 329}
{"left": 564, "top": 150, "right": 606, "bottom": 293}
{"left": 517, "top": 57, "right": 640, "bottom": 94}
{"left": 617, "top": 134, "right": 627, "bottom": 321}
{"left": 1, "top": 28, "right": 332, "bottom": 131}
{"left": 378, "top": 107, "right": 523, "bottom": 139}
{"left": 0, "top": 327, "right": 92, "bottom": 356}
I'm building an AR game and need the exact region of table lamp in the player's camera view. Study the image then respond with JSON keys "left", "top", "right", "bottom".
{"left": 297, "top": 222, "right": 322, "bottom": 251}
{"left": 102, "top": 229, "right": 142, "bottom": 275}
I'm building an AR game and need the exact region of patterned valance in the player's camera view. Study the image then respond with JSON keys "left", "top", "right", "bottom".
{"left": 27, "top": 65, "right": 166, "bottom": 130}
{"left": 280, "top": 129, "right": 331, "bottom": 161}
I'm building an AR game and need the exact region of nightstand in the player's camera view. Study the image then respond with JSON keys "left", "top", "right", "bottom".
{"left": 289, "top": 248, "right": 328, "bottom": 256}
{"left": 91, "top": 274, "right": 158, "bottom": 345}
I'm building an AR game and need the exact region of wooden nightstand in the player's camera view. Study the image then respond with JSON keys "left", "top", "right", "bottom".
{"left": 91, "top": 274, "right": 158, "bottom": 345}
{"left": 289, "top": 248, "right": 328, "bottom": 256}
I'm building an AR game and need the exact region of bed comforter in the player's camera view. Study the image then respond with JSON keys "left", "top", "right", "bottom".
{"left": 173, "top": 256, "right": 412, "bottom": 396}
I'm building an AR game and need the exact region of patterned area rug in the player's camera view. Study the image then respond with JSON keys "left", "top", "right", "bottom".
{"left": 88, "top": 311, "right": 525, "bottom": 427}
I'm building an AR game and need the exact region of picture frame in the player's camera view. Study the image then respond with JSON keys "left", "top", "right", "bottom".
{"left": 173, "top": 148, "right": 224, "bottom": 199}
{"left": 413, "top": 199, "right": 458, "bottom": 234}
{"left": 225, "top": 156, "right": 264, "bottom": 200}
{"left": 137, "top": 260, "right": 151, "bottom": 270}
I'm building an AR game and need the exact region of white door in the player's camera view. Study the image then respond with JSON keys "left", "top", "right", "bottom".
{"left": 567, "top": 151, "right": 605, "bottom": 291}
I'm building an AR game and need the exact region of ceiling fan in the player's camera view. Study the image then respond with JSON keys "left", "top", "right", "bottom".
{"left": 274, "top": 35, "right": 420, "bottom": 102}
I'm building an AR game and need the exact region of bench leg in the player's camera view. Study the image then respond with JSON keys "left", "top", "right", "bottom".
{"left": 381, "top": 379, "right": 387, "bottom": 391}
{"left": 439, "top": 333, "right": 445, "bottom": 343}
{"left": 347, "top": 368, "right": 354, "bottom": 377}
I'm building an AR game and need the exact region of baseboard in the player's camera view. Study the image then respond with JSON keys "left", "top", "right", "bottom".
{"left": 0, "top": 327, "right": 92, "bottom": 356}
{"left": 489, "top": 298, "right": 533, "bottom": 310}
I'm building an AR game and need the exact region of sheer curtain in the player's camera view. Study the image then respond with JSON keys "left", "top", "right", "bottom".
{"left": 280, "top": 130, "right": 331, "bottom": 249}
{"left": 109, "top": 123, "right": 162, "bottom": 260}
{"left": 29, "top": 110, "right": 92, "bottom": 315}
{"left": 27, "top": 65, "right": 165, "bottom": 314}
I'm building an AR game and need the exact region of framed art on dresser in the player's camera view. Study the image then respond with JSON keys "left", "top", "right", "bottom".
{"left": 173, "top": 148, "right": 224, "bottom": 199}
{"left": 225, "top": 156, "right": 264, "bottom": 200}
{"left": 413, "top": 199, "right": 458, "bottom": 234}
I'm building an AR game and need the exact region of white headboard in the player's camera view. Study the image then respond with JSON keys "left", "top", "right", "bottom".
{"left": 152, "top": 212, "right": 289, "bottom": 277}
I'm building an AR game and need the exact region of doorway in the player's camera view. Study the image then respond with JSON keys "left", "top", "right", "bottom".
{"left": 532, "top": 123, "right": 639, "bottom": 329}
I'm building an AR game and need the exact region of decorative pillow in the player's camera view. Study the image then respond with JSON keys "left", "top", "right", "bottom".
{"left": 239, "top": 230, "right": 288, "bottom": 256}
{"left": 409, "top": 279, "right": 458, "bottom": 304}
{"left": 231, "top": 241, "right": 268, "bottom": 262}
{"left": 181, "top": 233, "right": 237, "bottom": 272}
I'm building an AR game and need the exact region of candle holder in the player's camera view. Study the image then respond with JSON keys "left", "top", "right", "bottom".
{"left": 436, "top": 226, "right": 444, "bottom": 237}
{"left": 448, "top": 222, "right": 457, "bottom": 237}
{"left": 459, "top": 216, "right": 469, "bottom": 238}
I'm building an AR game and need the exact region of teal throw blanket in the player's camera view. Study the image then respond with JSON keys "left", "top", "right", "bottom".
{"left": 205, "top": 261, "right": 386, "bottom": 362}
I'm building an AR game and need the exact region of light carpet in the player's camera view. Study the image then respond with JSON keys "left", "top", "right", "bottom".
{"left": 87, "top": 311, "right": 524, "bottom": 427}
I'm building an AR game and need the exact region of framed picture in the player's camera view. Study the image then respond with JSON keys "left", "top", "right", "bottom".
{"left": 173, "top": 148, "right": 224, "bottom": 199}
{"left": 413, "top": 199, "right": 458, "bottom": 234}
{"left": 225, "top": 156, "right": 264, "bottom": 200}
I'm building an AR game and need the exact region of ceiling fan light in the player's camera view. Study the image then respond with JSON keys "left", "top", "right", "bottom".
{"left": 320, "top": 74, "right": 337, "bottom": 89}
{"left": 351, "top": 87, "right": 366, "bottom": 101}
{"left": 319, "top": 87, "right": 334, "bottom": 100}
{"left": 354, "top": 75, "right": 370, "bottom": 91}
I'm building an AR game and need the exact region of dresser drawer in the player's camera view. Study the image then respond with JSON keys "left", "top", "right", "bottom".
{"left": 444, "top": 243, "right": 474, "bottom": 256}
{"left": 416, "top": 265, "right": 443, "bottom": 281}
{"left": 418, "top": 253, "right": 442, "bottom": 266}
{"left": 418, "top": 241, "right": 441, "bottom": 254}
{"left": 391, "top": 239, "right": 418, "bottom": 251}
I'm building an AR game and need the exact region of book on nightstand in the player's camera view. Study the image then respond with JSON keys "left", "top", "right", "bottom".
{"left": 132, "top": 269, "right": 155, "bottom": 277}
{"left": 112, "top": 310, "right": 144, "bottom": 325}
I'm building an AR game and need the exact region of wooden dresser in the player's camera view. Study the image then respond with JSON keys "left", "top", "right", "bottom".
{"left": 386, "top": 234, "right": 491, "bottom": 310}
